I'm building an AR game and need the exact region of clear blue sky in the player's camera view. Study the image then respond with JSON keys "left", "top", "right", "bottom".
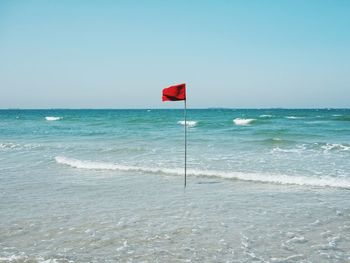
{"left": 0, "top": 0, "right": 349, "bottom": 108}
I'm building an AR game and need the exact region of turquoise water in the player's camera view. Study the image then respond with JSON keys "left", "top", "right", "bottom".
{"left": 1, "top": 109, "right": 350, "bottom": 262}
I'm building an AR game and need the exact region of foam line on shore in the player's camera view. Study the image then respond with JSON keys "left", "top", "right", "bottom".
{"left": 55, "top": 156, "right": 350, "bottom": 189}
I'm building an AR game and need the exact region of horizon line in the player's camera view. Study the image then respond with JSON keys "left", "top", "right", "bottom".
{"left": 0, "top": 107, "right": 349, "bottom": 110}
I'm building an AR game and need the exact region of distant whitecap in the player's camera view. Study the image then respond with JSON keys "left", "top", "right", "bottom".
{"left": 233, "top": 118, "right": 255, "bottom": 126}
{"left": 45, "top": 116, "right": 62, "bottom": 121}
{"left": 177, "top": 120, "right": 197, "bottom": 127}
{"left": 286, "top": 116, "right": 304, "bottom": 119}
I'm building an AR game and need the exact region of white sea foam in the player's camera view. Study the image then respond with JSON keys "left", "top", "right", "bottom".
{"left": 286, "top": 116, "right": 304, "bottom": 119}
{"left": 271, "top": 254, "right": 305, "bottom": 262}
{"left": 0, "top": 142, "right": 18, "bottom": 149}
{"left": 0, "top": 255, "right": 23, "bottom": 261}
{"left": 259, "top": 114, "right": 273, "bottom": 118}
{"left": 55, "top": 156, "right": 350, "bottom": 189}
{"left": 177, "top": 120, "right": 197, "bottom": 127}
{"left": 45, "top": 116, "right": 62, "bottom": 121}
{"left": 321, "top": 143, "right": 350, "bottom": 152}
{"left": 0, "top": 142, "right": 43, "bottom": 150}
{"left": 271, "top": 147, "right": 304, "bottom": 154}
{"left": 233, "top": 118, "right": 255, "bottom": 126}
{"left": 0, "top": 255, "right": 55, "bottom": 262}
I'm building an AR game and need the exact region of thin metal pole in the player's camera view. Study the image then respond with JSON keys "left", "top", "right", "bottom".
{"left": 184, "top": 99, "right": 187, "bottom": 188}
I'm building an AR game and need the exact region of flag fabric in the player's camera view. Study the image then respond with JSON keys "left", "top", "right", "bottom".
{"left": 162, "top": 83, "right": 186, "bottom": 101}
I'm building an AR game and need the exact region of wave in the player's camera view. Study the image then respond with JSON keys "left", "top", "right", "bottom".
{"left": 286, "top": 116, "right": 304, "bottom": 119}
{"left": 321, "top": 143, "right": 350, "bottom": 152}
{"left": 259, "top": 115, "right": 274, "bottom": 118}
{"left": 177, "top": 120, "right": 197, "bottom": 127}
{"left": 334, "top": 115, "right": 350, "bottom": 121}
{"left": 0, "top": 142, "right": 19, "bottom": 149}
{"left": 271, "top": 146, "right": 306, "bottom": 154}
{"left": 257, "top": 138, "right": 297, "bottom": 145}
{"left": 270, "top": 142, "right": 350, "bottom": 155}
{"left": 0, "top": 142, "right": 44, "bottom": 150}
{"left": 55, "top": 156, "right": 350, "bottom": 189}
{"left": 233, "top": 118, "right": 256, "bottom": 126}
{"left": 45, "top": 116, "right": 62, "bottom": 121}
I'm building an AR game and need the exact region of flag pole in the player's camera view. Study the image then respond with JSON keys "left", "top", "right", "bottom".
{"left": 184, "top": 99, "right": 187, "bottom": 188}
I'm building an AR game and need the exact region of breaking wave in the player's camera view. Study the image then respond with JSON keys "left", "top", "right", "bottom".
{"left": 55, "top": 156, "right": 350, "bottom": 189}
{"left": 233, "top": 118, "right": 256, "bottom": 126}
{"left": 286, "top": 116, "right": 304, "bottom": 119}
{"left": 259, "top": 115, "right": 274, "bottom": 118}
{"left": 177, "top": 120, "right": 197, "bottom": 127}
{"left": 45, "top": 116, "right": 62, "bottom": 121}
{"left": 0, "top": 142, "right": 19, "bottom": 149}
{"left": 321, "top": 143, "right": 350, "bottom": 152}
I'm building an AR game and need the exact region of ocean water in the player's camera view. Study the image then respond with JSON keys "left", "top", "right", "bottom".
{"left": 0, "top": 109, "right": 349, "bottom": 262}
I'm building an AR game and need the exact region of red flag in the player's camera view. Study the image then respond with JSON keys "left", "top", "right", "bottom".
{"left": 162, "top": 83, "right": 186, "bottom": 101}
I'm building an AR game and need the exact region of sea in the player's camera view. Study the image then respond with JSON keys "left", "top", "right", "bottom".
{"left": 0, "top": 109, "right": 349, "bottom": 263}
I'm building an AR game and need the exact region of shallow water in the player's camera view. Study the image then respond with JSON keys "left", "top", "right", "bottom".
{"left": 1, "top": 109, "right": 350, "bottom": 262}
